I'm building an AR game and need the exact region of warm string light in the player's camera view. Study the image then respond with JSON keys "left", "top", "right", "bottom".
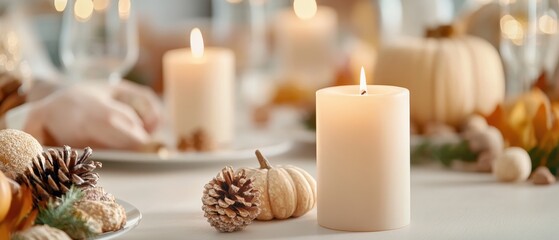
{"left": 500, "top": 14, "right": 524, "bottom": 45}
{"left": 54, "top": 0, "right": 67, "bottom": 12}
{"left": 118, "top": 0, "right": 131, "bottom": 19}
{"left": 93, "top": 0, "right": 109, "bottom": 11}
{"left": 190, "top": 28, "right": 205, "bottom": 58}
{"left": 539, "top": 12, "right": 557, "bottom": 34}
{"left": 501, "top": 11, "right": 558, "bottom": 46}
{"left": 74, "top": 0, "right": 94, "bottom": 21}
{"left": 359, "top": 66, "right": 367, "bottom": 95}
{"left": 293, "top": 0, "right": 317, "bottom": 20}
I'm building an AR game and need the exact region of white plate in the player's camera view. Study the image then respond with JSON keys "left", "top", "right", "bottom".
{"left": 93, "top": 199, "right": 142, "bottom": 240}
{"left": 90, "top": 131, "right": 294, "bottom": 163}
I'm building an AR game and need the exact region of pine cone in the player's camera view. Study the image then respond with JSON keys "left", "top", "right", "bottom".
{"left": 192, "top": 129, "right": 214, "bottom": 152}
{"left": 18, "top": 146, "right": 101, "bottom": 206}
{"left": 202, "top": 166, "right": 260, "bottom": 232}
{"left": 177, "top": 128, "right": 215, "bottom": 152}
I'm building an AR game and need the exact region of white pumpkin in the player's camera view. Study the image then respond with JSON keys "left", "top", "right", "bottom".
{"left": 374, "top": 25, "right": 505, "bottom": 128}
{"left": 240, "top": 150, "right": 316, "bottom": 220}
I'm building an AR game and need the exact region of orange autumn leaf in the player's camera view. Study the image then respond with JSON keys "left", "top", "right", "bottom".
{"left": 486, "top": 104, "right": 505, "bottom": 128}
{"left": 552, "top": 102, "right": 559, "bottom": 120}
{"left": 532, "top": 71, "right": 549, "bottom": 92}
{"left": 485, "top": 104, "right": 521, "bottom": 147}
{"left": 508, "top": 100, "right": 528, "bottom": 129}
{"left": 519, "top": 88, "right": 551, "bottom": 119}
{"left": 541, "top": 119, "right": 559, "bottom": 150}
{"left": 515, "top": 121, "right": 537, "bottom": 150}
{"left": 533, "top": 103, "right": 552, "bottom": 142}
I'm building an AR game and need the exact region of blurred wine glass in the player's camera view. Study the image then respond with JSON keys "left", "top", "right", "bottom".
{"left": 500, "top": 0, "right": 557, "bottom": 97}
{"left": 60, "top": 0, "right": 138, "bottom": 84}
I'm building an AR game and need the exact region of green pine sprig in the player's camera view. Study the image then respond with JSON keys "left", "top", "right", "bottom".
{"left": 415, "top": 138, "right": 559, "bottom": 174}
{"left": 529, "top": 144, "right": 559, "bottom": 175}
{"left": 35, "top": 186, "right": 99, "bottom": 239}
{"left": 412, "top": 139, "right": 478, "bottom": 167}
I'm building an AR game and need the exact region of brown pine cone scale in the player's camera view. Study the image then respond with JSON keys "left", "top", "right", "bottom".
{"left": 19, "top": 145, "right": 101, "bottom": 206}
{"left": 202, "top": 166, "right": 260, "bottom": 232}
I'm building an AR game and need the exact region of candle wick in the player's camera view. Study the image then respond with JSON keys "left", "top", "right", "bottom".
{"left": 359, "top": 66, "right": 367, "bottom": 95}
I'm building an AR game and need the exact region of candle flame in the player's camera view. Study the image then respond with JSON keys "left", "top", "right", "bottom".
{"left": 190, "top": 28, "right": 204, "bottom": 58}
{"left": 74, "top": 0, "right": 94, "bottom": 21}
{"left": 54, "top": 0, "right": 67, "bottom": 12}
{"left": 294, "top": 0, "right": 317, "bottom": 20}
{"left": 360, "top": 66, "right": 367, "bottom": 95}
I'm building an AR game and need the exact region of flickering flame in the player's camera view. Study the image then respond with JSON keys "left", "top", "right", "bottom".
{"left": 74, "top": 0, "right": 94, "bottom": 21}
{"left": 190, "top": 28, "right": 204, "bottom": 58}
{"left": 118, "top": 0, "right": 131, "bottom": 19}
{"left": 54, "top": 0, "right": 67, "bottom": 12}
{"left": 294, "top": 0, "right": 317, "bottom": 20}
{"left": 360, "top": 66, "right": 367, "bottom": 95}
{"left": 94, "top": 0, "right": 109, "bottom": 11}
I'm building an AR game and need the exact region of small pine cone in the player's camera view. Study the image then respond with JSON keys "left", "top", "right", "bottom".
{"left": 193, "top": 129, "right": 215, "bottom": 152}
{"left": 177, "top": 135, "right": 193, "bottom": 152}
{"left": 202, "top": 166, "right": 260, "bottom": 232}
{"left": 18, "top": 145, "right": 102, "bottom": 206}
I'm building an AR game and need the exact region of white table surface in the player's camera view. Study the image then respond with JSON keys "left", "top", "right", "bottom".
{"left": 97, "top": 144, "right": 559, "bottom": 240}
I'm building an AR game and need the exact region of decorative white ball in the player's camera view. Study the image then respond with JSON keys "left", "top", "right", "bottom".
{"left": 462, "top": 114, "right": 488, "bottom": 133}
{"left": 493, "top": 147, "right": 532, "bottom": 182}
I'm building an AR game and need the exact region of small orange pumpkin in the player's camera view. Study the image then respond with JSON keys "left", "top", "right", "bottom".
{"left": 0, "top": 170, "right": 12, "bottom": 221}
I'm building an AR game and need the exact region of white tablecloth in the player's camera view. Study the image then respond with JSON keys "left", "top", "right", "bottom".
{"left": 97, "top": 144, "right": 558, "bottom": 240}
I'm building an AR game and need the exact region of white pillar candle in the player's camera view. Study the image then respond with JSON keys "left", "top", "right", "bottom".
{"left": 274, "top": 0, "right": 338, "bottom": 89}
{"left": 316, "top": 68, "right": 410, "bottom": 231}
{"left": 163, "top": 28, "right": 235, "bottom": 147}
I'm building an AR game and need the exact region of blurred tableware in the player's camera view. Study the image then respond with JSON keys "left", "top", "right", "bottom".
{"left": 0, "top": 7, "right": 32, "bottom": 88}
{"left": 273, "top": 0, "right": 338, "bottom": 90}
{"left": 373, "top": 0, "right": 454, "bottom": 41}
{"left": 60, "top": 0, "right": 139, "bottom": 84}
{"left": 87, "top": 130, "right": 293, "bottom": 164}
{"left": 212, "top": 0, "right": 270, "bottom": 74}
{"left": 500, "top": 0, "right": 557, "bottom": 97}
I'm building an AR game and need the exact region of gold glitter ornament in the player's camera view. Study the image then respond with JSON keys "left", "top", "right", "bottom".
{"left": 0, "top": 129, "right": 43, "bottom": 179}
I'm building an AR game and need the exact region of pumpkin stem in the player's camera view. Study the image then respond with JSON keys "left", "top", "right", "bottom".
{"left": 425, "top": 24, "right": 456, "bottom": 38}
{"left": 255, "top": 150, "right": 272, "bottom": 169}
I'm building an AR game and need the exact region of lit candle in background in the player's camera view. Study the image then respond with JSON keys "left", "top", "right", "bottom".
{"left": 316, "top": 68, "right": 410, "bottom": 231}
{"left": 163, "top": 28, "right": 235, "bottom": 148}
{"left": 274, "top": 0, "right": 338, "bottom": 89}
